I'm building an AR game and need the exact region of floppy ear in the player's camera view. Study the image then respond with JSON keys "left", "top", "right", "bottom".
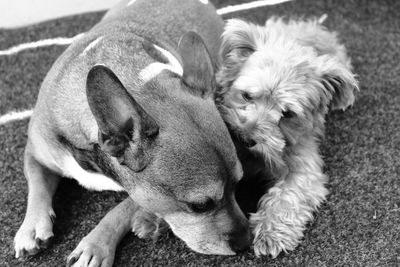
{"left": 220, "top": 19, "right": 261, "bottom": 60}
{"left": 86, "top": 65, "right": 159, "bottom": 158}
{"left": 316, "top": 55, "right": 359, "bottom": 110}
{"left": 217, "top": 19, "right": 262, "bottom": 91}
{"left": 178, "top": 31, "right": 215, "bottom": 97}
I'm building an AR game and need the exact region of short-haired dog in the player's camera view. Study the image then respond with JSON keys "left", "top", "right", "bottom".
{"left": 13, "top": 0, "right": 252, "bottom": 266}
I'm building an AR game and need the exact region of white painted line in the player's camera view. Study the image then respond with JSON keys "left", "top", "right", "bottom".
{"left": 0, "top": 0, "right": 293, "bottom": 57}
{"left": 318, "top": 13, "right": 328, "bottom": 24}
{"left": 127, "top": 0, "right": 137, "bottom": 6}
{"left": 217, "top": 0, "right": 292, "bottom": 15}
{"left": 0, "top": 110, "right": 33, "bottom": 125}
{"left": 0, "top": 33, "right": 85, "bottom": 56}
{"left": 80, "top": 36, "right": 103, "bottom": 56}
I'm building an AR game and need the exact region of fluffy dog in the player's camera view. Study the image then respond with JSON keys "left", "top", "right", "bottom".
{"left": 216, "top": 18, "right": 358, "bottom": 257}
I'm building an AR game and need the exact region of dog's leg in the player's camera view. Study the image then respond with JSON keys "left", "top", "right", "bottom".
{"left": 67, "top": 197, "right": 164, "bottom": 267}
{"left": 251, "top": 147, "right": 329, "bottom": 258}
{"left": 14, "top": 150, "right": 60, "bottom": 258}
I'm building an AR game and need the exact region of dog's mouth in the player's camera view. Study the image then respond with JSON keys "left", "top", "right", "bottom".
{"left": 167, "top": 222, "right": 237, "bottom": 255}
{"left": 195, "top": 240, "right": 236, "bottom": 255}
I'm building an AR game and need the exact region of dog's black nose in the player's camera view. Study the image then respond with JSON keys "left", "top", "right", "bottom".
{"left": 244, "top": 138, "right": 256, "bottom": 148}
{"left": 228, "top": 226, "right": 252, "bottom": 253}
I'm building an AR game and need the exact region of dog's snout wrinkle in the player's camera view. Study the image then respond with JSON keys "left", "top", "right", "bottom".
{"left": 221, "top": 206, "right": 252, "bottom": 254}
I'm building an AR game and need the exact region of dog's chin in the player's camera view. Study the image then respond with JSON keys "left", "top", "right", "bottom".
{"left": 164, "top": 215, "right": 237, "bottom": 256}
{"left": 171, "top": 228, "right": 236, "bottom": 255}
{"left": 187, "top": 241, "right": 236, "bottom": 255}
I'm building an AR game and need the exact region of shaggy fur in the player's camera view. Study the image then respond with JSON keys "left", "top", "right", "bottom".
{"left": 216, "top": 18, "right": 359, "bottom": 258}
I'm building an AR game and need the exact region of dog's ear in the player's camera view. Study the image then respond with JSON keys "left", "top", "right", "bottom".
{"left": 178, "top": 31, "right": 215, "bottom": 98}
{"left": 86, "top": 65, "right": 159, "bottom": 158}
{"left": 316, "top": 55, "right": 359, "bottom": 110}
{"left": 220, "top": 19, "right": 260, "bottom": 60}
{"left": 217, "top": 19, "right": 262, "bottom": 90}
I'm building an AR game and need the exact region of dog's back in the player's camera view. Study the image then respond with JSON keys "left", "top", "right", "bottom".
{"left": 29, "top": 0, "right": 224, "bottom": 153}
{"left": 102, "top": 0, "right": 223, "bottom": 56}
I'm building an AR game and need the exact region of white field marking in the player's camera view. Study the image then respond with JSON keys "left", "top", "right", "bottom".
{"left": 81, "top": 36, "right": 103, "bottom": 56}
{"left": 0, "top": 0, "right": 293, "bottom": 57}
{"left": 0, "top": 0, "right": 293, "bottom": 125}
{"left": 217, "top": 0, "right": 292, "bottom": 15}
{"left": 0, "top": 33, "right": 85, "bottom": 56}
{"left": 199, "top": 0, "right": 209, "bottom": 4}
{"left": 139, "top": 44, "right": 183, "bottom": 81}
{"left": 127, "top": 0, "right": 137, "bottom": 6}
{"left": 318, "top": 13, "right": 328, "bottom": 24}
{"left": 0, "top": 110, "right": 33, "bottom": 125}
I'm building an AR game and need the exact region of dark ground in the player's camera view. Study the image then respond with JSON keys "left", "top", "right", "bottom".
{"left": 1, "top": 0, "right": 399, "bottom": 266}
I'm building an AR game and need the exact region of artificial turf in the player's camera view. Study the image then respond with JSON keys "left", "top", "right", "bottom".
{"left": 1, "top": 0, "right": 399, "bottom": 266}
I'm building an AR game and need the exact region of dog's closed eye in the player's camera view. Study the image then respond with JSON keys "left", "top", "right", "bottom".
{"left": 241, "top": 92, "right": 253, "bottom": 101}
{"left": 188, "top": 198, "right": 216, "bottom": 213}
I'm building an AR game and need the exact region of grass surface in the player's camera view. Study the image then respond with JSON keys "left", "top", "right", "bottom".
{"left": 1, "top": 0, "right": 400, "bottom": 266}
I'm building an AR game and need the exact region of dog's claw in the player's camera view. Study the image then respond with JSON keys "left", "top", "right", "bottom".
{"left": 49, "top": 212, "right": 56, "bottom": 224}
{"left": 16, "top": 246, "right": 40, "bottom": 260}
{"left": 15, "top": 249, "right": 25, "bottom": 259}
{"left": 36, "top": 236, "right": 53, "bottom": 249}
{"left": 67, "top": 239, "right": 114, "bottom": 267}
{"left": 66, "top": 255, "right": 77, "bottom": 267}
{"left": 27, "top": 247, "right": 40, "bottom": 256}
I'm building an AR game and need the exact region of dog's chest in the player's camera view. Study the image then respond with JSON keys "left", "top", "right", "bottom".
{"left": 60, "top": 145, "right": 125, "bottom": 192}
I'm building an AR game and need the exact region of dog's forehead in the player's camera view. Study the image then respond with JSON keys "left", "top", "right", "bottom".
{"left": 147, "top": 135, "right": 241, "bottom": 198}
{"left": 236, "top": 50, "right": 323, "bottom": 113}
{"left": 166, "top": 177, "right": 225, "bottom": 201}
{"left": 148, "top": 165, "right": 227, "bottom": 203}
{"left": 239, "top": 49, "right": 306, "bottom": 88}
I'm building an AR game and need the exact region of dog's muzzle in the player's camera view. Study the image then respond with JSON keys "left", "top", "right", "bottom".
{"left": 227, "top": 224, "right": 253, "bottom": 253}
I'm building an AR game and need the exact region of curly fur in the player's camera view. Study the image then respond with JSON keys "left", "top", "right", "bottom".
{"left": 130, "top": 207, "right": 168, "bottom": 240}
{"left": 216, "top": 17, "right": 358, "bottom": 257}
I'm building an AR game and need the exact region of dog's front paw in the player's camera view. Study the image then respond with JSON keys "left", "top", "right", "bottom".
{"left": 67, "top": 238, "right": 115, "bottom": 267}
{"left": 131, "top": 209, "right": 166, "bottom": 239}
{"left": 14, "top": 209, "right": 55, "bottom": 258}
{"left": 251, "top": 216, "right": 302, "bottom": 258}
{"left": 250, "top": 195, "right": 310, "bottom": 258}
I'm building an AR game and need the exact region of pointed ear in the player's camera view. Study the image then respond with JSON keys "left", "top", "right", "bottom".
{"left": 316, "top": 56, "right": 359, "bottom": 110}
{"left": 178, "top": 31, "right": 215, "bottom": 97}
{"left": 86, "top": 65, "right": 159, "bottom": 157}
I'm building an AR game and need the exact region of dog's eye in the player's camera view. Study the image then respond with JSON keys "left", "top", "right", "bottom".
{"left": 188, "top": 199, "right": 215, "bottom": 213}
{"left": 282, "top": 110, "right": 295, "bottom": 118}
{"left": 241, "top": 92, "right": 253, "bottom": 101}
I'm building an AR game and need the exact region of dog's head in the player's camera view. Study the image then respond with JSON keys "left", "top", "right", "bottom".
{"left": 216, "top": 18, "right": 358, "bottom": 174}
{"left": 85, "top": 32, "right": 251, "bottom": 254}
